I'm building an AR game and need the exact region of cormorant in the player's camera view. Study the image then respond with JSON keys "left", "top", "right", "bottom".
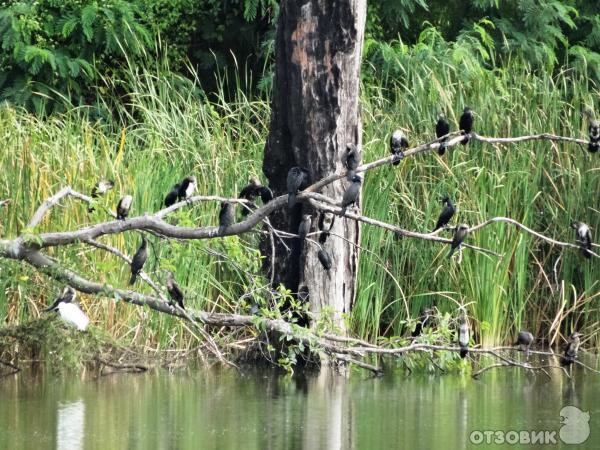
{"left": 448, "top": 224, "right": 469, "bottom": 258}
{"left": 129, "top": 236, "right": 148, "bottom": 285}
{"left": 571, "top": 221, "right": 592, "bottom": 259}
{"left": 286, "top": 167, "right": 309, "bottom": 209}
{"left": 560, "top": 332, "right": 581, "bottom": 367}
{"left": 343, "top": 143, "right": 360, "bottom": 180}
{"left": 459, "top": 107, "right": 474, "bottom": 145}
{"left": 341, "top": 175, "right": 361, "bottom": 215}
{"left": 219, "top": 202, "right": 235, "bottom": 234}
{"left": 390, "top": 130, "right": 409, "bottom": 165}
{"left": 166, "top": 271, "right": 184, "bottom": 309}
{"left": 298, "top": 214, "right": 312, "bottom": 241}
{"left": 116, "top": 195, "right": 133, "bottom": 220}
{"left": 584, "top": 107, "right": 599, "bottom": 153}
{"left": 458, "top": 309, "right": 470, "bottom": 358}
{"left": 164, "top": 183, "right": 181, "bottom": 208}
{"left": 177, "top": 176, "right": 197, "bottom": 201}
{"left": 318, "top": 212, "right": 335, "bottom": 243}
{"left": 436, "top": 113, "right": 450, "bottom": 155}
{"left": 433, "top": 197, "right": 455, "bottom": 232}
{"left": 89, "top": 180, "right": 114, "bottom": 212}
{"left": 412, "top": 308, "right": 434, "bottom": 337}
{"left": 44, "top": 286, "right": 89, "bottom": 331}
{"left": 318, "top": 249, "right": 332, "bottom": 271}
{"left": 514, "top": 330, "right": 534, "bottom": 360}
{"left": 259, "top": 186, "right": 273, "bottom": 204}
{"left": 239, "top": 177, "right": 261, "bottom": 216}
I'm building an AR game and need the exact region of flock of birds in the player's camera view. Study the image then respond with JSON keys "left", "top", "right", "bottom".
{"left": 41, "top": 105, "right": 599, "bottom": 367}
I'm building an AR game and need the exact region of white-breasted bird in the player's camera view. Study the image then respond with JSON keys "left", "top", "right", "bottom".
{"left": 44, "top": 286, "right": 89, "bottom": 331}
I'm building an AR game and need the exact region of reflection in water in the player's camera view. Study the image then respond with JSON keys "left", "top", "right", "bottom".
{"left": 0, "top": 356, "right": 599, "bottom": 450}
{"left": 57, "top": 399, "right": 85, "bottom": 450}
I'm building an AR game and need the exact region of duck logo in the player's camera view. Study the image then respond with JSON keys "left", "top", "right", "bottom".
{"left": 559, "top": 406, "right": 590, "bottom": 444}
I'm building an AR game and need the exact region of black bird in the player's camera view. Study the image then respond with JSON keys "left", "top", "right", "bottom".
{"left": 177, "top": 176, "right": 197, "bottom": 201}
{"left": 448, "top": 224, "right": 469, "bottom": 258}
{"left": 343, "top": 143, "right": 360, "bottom": 180}
{"left": 571, "top": 221, "right": 592, "bottom": 259}
{"left": 129, "top": 236, "right": 148, "bottom": 285}
{"left": 89, "top": 180, "right": 114, "bottom": 212}
{"left": 436, "top": 113, "right": 451, "bottom": 155}
{"left": 286, "top": 167, "right": 309, "bottom": 209}
{"left": 341, "top": 175, "right": 361, "bottom": 215}
{"left": 318, "top": 212, "right": 335, "bottom": 244}
{"left": 560, "top": 332, "right": 581, "bottom": 367}
{"left": 584, "top": 107, "right": 600, "bottom": 153}
{"left": 219, "top": 202, "right": 235, "bottom": 234}
{"left": 44, "top": 285, "right": 77, "bottom": 312}
{"left": 412, "top": 308, "right": 434, "bottom": 337}
{"left": 166, "top": 271, "right": 184, "bottom": 309}
{"left": 458, "top": 309, "right": 470, "bottom": 358}
{"left": 318, "top": 249, "right": 332, "bottom": 271}
{"left": 164, "top": 183, "right": 181, "bottom": 208}
{"left": 116, "top": 195, "right": 133, "bottom": 220}
{"left": 239, "top": 177, "right": 261, "bottom": 216}
{"left": 259, "top": 186, "right": 273, "bottom": 204}
{"left": 459, "top": 107, "right": 474, "bottom": 145}
{"left": 390, "top": 130, "right": 409, "bottom": 165}
{"left": 433, "top": 197, "right": 455, "bottom": 232}
{"left": 298, "top": 214, "right": 312, "bottom": 241}
{"left": 513, "top": 330, "right": 534, "bottom": 360}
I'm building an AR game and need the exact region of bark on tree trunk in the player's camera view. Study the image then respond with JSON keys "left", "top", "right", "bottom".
{"left": 262, "top": 0, "right": 366, "bottom": 330}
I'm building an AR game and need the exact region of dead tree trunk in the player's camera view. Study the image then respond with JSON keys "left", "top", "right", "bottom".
{"left": 262, "top": 1, "right": 367, "bottom": 329}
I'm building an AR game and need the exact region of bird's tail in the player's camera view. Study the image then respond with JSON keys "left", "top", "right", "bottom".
{"left": 288, "top": 193, "right": 297, "bottom": 209}
{"left": 218, "top": 225, "right": 227, "bottom": 235}
{"left": 459, "top": 346, "right": 468, "bottom": 358}
{"left": 432, "top": 224, "right": 441, "bottom": 233}
{"left": 560, "top": 355, "right": 573, "bottom": 367}
{"left": 589, "top": 143, "right": 599, "bottom": 153}
{"left": 129, "top": 273, "right": 137, "bottom": 285}
{"left": 438, "top": 141, "right": 447, "bottom": 156}
{"left": 582, "top": 247, "right": 592, "bottom": 259}
{"left": 448, "top": 246, "right": 457, "bottom": 258}
{"left": 461, "top": 133, "right": 470, "bottom": 145}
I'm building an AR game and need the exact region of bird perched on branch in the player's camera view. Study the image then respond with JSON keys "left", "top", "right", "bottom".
{"left": 163, "top": 183, "right": 181, "bottom": 208}
{"left": 318, "top": 212, "right": 335, "bottom": 244}
{"left": 44, "top": 286, "right": 89, "bottom": 331}
{"left": 390, "top": 130, "right": 409, "bottom": 165}
{"left": 459, "top": 107, "right": 474, "bottom": 145}
{"left": 239, "top": 177, "right": 262, "bottom": 216}
{"left": 433, "top": 197, "right": 455, "bottom": 232}
{"left": 129, "top": 236, "right": 148, "bottom": 285}
{"left": 341, "top": 175, "right": 361, "bottom": 215}
{"left": 298, "top": 214, "right": 312, "bottom": 241}
{"left": 458, "top": 309, "right": 470, "bottom": 358}
{"left": 560, "top": 332, "right": 581, "bottom": 367}
{"left": 343, "top": 143, "right": 360, "bottom": 180}
{"left": 318, "top": 249, "right": 333, "bottom": 271}
{"left": 166, "top": 271, "right": 184, "bottom": 309}
{"left": 116, "top": 195, "right": 133, "bottom": 220}
{"left": 448, "top": 224, "right": 469, "bottom": 258}
{"left": 571, "top": 221, "right": 592, "bottom": 259}
{"left": 89, "top": 179, "right": 114, "bottom": 212}
{"left": 219, "top": 202, "right": 235, "bottom": 234}
{"left": 583, "top": 107, "right": 599, "bottom": 153}
{"left": 513, "top": 330, "right": 534, "bottom": 360}
{"left": 286, "top": 167, "right": 309, "bottom": 209}
{"left": 177, "top": 176, "right": 197, "bottom": 202}
{"left": 412, "top": 307, "right": 435, "bottom": 337}
{"left": 435, "top": 113, "right": 451, "bottom": 155}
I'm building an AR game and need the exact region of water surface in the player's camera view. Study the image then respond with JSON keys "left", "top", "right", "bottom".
{"left": 1, "top": 361, "right": 599, "bottom": 449}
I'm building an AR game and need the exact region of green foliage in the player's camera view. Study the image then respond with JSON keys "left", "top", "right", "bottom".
{"left": 0, "top": 0, "right": 151, "bottom": 114}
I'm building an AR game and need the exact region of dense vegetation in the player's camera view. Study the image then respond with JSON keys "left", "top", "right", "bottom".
{"left": 0, "top": 1, "right": 598, "bottom": 365}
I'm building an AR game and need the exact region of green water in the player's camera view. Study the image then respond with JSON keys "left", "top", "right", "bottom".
{"left": 1, "top": 362, "right": 599, "bottom": 449}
